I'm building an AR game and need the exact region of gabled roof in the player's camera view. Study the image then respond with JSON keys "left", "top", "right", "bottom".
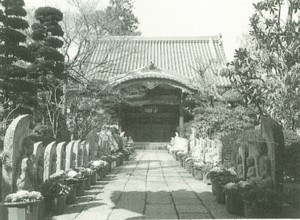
{"left": 86, "top": 35, "right": 230, "bottom": 88}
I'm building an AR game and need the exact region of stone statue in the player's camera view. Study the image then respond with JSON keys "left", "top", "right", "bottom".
{"left": 61, "top": 149, "right": 66, "bottom": 171}
{"left": 16, "top": 137, "right": 35, "bottom": 191}
{"left": 259, "top": 155, "right": 274, "bottom": 188}
{"left": 246, "top": 156, "right": 256, "bottom": 180}
{"left": 236, "top": 154, "right": 243, "bottom": 180}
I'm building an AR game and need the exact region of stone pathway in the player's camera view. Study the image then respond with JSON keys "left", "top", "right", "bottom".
{"left": 50, "top": 150, "right": 238, "bottom": 220}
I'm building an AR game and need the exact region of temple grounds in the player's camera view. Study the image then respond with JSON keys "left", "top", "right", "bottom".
{"left": 47, "top": 150, "right": 236, "bottom": 220}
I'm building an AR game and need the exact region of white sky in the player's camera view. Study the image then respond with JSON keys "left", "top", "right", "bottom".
{"left": 24, "top": 0, "right": 259, "bottom": 61}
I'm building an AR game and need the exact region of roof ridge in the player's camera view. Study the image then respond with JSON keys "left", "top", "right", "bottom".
{"left": 98, "top": 35, "right": 223, "bottom": 41}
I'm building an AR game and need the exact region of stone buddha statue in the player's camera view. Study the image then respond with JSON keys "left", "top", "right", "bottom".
{"left": 246, "top": 156, "right": 256, "bottom": 180}
{"left": 16, "top": 137, "right": 35, "bottom": 191}
{"left": 259, "top": 155, "right": 273, "bottom": 188}
{"left": 236, "top": 154, "right": 244, "bottom": 180}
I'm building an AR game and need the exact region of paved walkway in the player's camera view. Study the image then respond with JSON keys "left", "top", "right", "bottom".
{"left": 51, "top": 150, "right": 238, "bottom": 220}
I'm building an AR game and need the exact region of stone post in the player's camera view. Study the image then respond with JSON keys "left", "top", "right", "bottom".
{"left": 87, "top": 129, "right": 100, "bottom": 160}
{"left": 215, "top": 139, "right": 223, "bottom": 163}
{"left": 81, "top": 141, "right": 88, "bottom": 165}
{"left": 261, "top": 116, "right": 284, "bottom": 193}
{"left": 56, "top": 142, "right": 66, "bottom": 171}
{"left": 72, "top": 140, "right": 81, "bottom": 168}
{"left": 44, "top": 141, "right": 57, "bottom": 181}
{"left": 65, "top": 141, "right": 75, "bottom": 170}
{"left": 33, "top": 142, "right": 43, "bottom": 186}
{"left": 2, "top": 114, "right": 31, "bottom": 201}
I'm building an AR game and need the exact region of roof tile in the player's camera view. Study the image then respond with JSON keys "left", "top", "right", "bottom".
{"left": 86, "top": 35, "right": 230, "bottom": 86}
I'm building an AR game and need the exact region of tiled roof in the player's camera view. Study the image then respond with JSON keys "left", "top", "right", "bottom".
{"left": 86, "top": 35, "right": 230, "bottom": 88}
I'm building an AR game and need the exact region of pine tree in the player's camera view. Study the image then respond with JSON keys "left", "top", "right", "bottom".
{"left": 28, "top": 7, "right": 65, "bottom": 139}
{"left": 28, "top": 7, "right": 64, "bottom": 87}
{"left": 99, "top": 0, "right": 140, "bottom": 36}
{"left": 0, "top": 0, "right": 35, "bottom": 120}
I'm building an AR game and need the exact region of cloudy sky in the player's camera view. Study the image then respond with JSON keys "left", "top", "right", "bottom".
{"left": 24, "top": 0, "right": 259, "bottom": 60}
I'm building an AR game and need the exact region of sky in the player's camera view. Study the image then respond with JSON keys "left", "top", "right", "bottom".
{"left": 24, "top": 0, "right": 259, "bottom": 61}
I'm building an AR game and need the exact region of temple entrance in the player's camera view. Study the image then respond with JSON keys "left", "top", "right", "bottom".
{"left": 120, "top": 84, "right": 185, "bottom": 142}
{"left": 122, "top": 104, "right": 179, "bottom": 142}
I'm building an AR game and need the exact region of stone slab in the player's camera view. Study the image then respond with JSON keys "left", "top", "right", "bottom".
{"left": 178, "top": 212, "right": 212, "bottom": 219}
{"left": 147, "top": 191, "right": 173, "bottom": 204}
{"left": 145, "top": 204, "right": 177, "bottom": 219}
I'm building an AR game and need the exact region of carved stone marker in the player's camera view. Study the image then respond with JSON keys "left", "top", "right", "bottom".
{"left": 85, "top": 142, "right": 91, "bottom": 162}
{"left": 87, "top": 129, "right": 98, "bottom": 160}
{"left": 33, "top": 142, "right": 44, "bottom": 186}
{"left": 99, "top": 131, "right": 111, "bottom": 156}
{"left": 261, "top": 116, "right": 284, "bottom": 192}
{"left": 72, "top": 140, "right": 81, "bottom": 168}
{"left": 56, "top": 142, "right": 66, "bottom": 171}
{"left": 65, "top": 141, "right": 75, "bottom": 170}
{"left": 2, "top": 115, "right": 31, "bottom": 201}
{"left": 81, "top": 141, "right": 88, "bottom": 165}
{"left": 16, "top": 136, "right": 35, "bottom": 192}
{"left": 44, "top": 141, "right": 57, "bottom": 181}
{"left": 77, "top": 141, "right": 84, "bottom": 167}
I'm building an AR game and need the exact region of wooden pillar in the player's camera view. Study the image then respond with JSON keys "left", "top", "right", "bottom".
{"left": 118, "top": 105, "right": 122, "bottom": 133}
{"left": 179, "top": 90, "right": 184, "bottom": 137}
{"left": 179, "top": 105, "right": 184, "bottom": 137}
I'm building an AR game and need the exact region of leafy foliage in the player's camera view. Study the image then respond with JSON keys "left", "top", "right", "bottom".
{"left": 222, "top": 0, "right": 300, "bottom": 130}
{"left": 97, "top": 0, "right": 140, "bottom": 36}
{"left": 0, "top": 0, "right": 36, "bottom": 124}
{"left": 28, "top": 7, "right": 66, "bottom": 139}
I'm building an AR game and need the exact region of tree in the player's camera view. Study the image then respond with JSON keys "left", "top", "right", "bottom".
{"left": 0, "top": 0, "right": 35, "bottom": 123}
{"left": 62, "top": 0, "right": 140, "bottom": 87}
{"left": 182, "top": 59, "right": 256, "bottom": 138}
{"left": 97, "top": 0, "right": 140, "bottom": 36}
{"left": 28, "top": 7, "right": 66, "bottom": 139}
{"left": 222, "top": 0, "right": 300, "bottom": 130}
{"left": 61, "top": 0, "right": 141, "bottom": 138}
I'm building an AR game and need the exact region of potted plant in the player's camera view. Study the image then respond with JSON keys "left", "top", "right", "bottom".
{"left": 176, "top": 152, "right": 186, "bottom": 167}
{"left": 100, "top": 155, "right": 112, "bottom": 173}
{"left": 88, "top": 159, "right": 107, "bottom": 181}
{"left": 224, "top": 182, "right": 243, "bottom": 215}
{"left": 111, "top": 155, "right": 117, "bottom": 168}
{"left": 123, "top": 148, "right": 130, "bottom": 161}
{"left": 4, "top": 190, "right": 44, "bottom": 220}
{"left": 40, "top": 178, "right": 70, "bottom": 215}
{"left": 239, "top": 181, "right": 281, "bottom": 218}
{"left": 186, "top": 158, "right": 194, "bottom": 174}
{"left": 207, "top": 167, "right": 238, "bottom": 203}
{"left": 117, "top": 152, "right": 124, "bottom": 165}
{"left": 66, "top": 170, "right": 86, "bottom": 197}
{"left": 76, "top": 167, "right": 94, "bottom": 190}
{"left": 184, "top": 156, "right": 193, "bottom": 172}
{"left": 49, "top": 170, "right": 77, "bottom": 205}
{"left": 192, "top": 162, "right": 212, "bottom": 180}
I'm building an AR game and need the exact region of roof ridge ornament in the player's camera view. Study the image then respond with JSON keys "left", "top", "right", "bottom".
{"left": 141, "top": 61, "right": 161, "bottom": 72}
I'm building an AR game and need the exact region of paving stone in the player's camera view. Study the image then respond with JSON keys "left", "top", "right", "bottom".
{"left": 147, "top": 191, "right": 173, "bottom": 204}
{"left": 175, "top": 204, "right": 208, "bottom": 213}
{"left": 109, "top": 208, "right": 144, "bottom": 220}
{"left": 145, "top": 204, "right": 177, "bottom": 219}
{"left": 119, "top": 191, "right": 146, "bottom": 202}
{"left": 178, "top": 212, "right": 212, "bottom": 219}
{"left": 114, "top": 200, "right": 145, "bottom": 214}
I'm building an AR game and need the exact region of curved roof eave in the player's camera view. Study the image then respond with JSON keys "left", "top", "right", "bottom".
{"left": 109, "top": 68, "right": 197, "bottom": 93}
